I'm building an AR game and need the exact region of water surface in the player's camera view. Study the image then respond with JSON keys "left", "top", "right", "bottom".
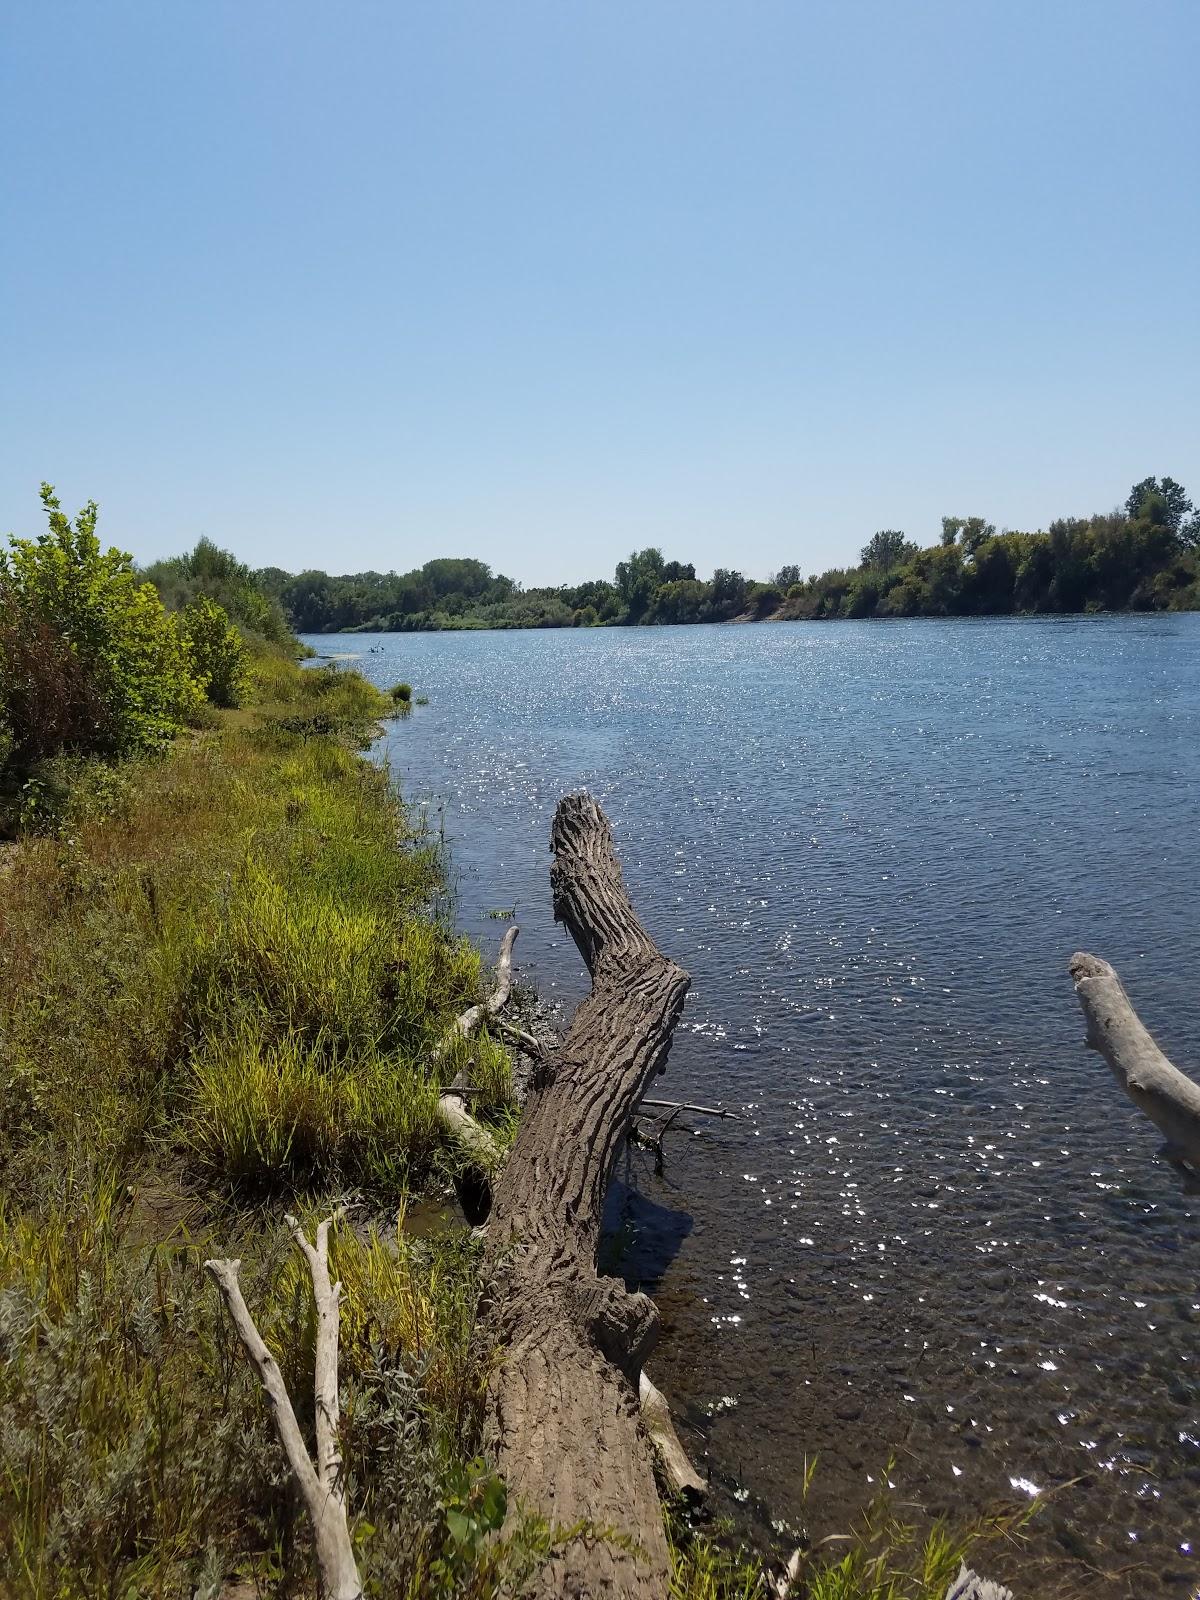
{"left": 311, "top": 617, "right": 1200, "bottom": 1598}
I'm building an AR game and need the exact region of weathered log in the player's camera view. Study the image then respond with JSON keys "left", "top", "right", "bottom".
{"left": 482, "top": 792, "right": 690, "bottom": 1598}
{"left": 1069, "top": 951, "right": 1200, "bottom": 1168}
{"left": 205, "top": 1212, "right": 362, "bottom": 1600}
{"left": 639, "top": 1369, "right": 706, "bottom": 1499}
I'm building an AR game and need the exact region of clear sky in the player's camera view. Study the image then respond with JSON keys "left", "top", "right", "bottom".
{"left": 2, "top": 2, "right": 1197, "bottom": 587}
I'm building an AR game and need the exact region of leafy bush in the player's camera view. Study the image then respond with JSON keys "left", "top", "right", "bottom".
{"left": 390, "top": 681, "right": 413, "bottom": 703}
{"left": 0, "top": 486, "right": 202, "bottom": 772}
{"left": 180, "top": 594, "right": 249, "bottom": 707}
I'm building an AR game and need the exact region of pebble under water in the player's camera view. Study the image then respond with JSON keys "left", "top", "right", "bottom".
{"left": 317, "top": 615, "right": 1200, "bottom": 1599}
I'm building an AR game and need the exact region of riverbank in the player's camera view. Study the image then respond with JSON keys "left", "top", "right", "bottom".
{"left": 0, "top": 648, "right": 528, "bottom": 1595}
{"left": 0, "top": 643, "right": 1037, "bottom": 1597}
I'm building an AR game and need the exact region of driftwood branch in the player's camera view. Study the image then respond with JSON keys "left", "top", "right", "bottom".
{"left": 1069, "top": 951, "right": 1200, "bottom": 1168}
{"left": 639, "top": 1370, "right": 706, "bottom": 1499}
{"left": 482, "top": 792, "right": 690, "bottom": 1598}
{"left": 435, "top": 926, "right": 520, "bottom": 1179}
{"left": 638, "top": 1097, "right": 739, "bottom": 1120}
{"left": 494, "top": 1017, "right": 548, "bottom": 1057}
{"left": 205, "top": 1213, "right": 362, "bottom": 1600}
{"left": 434, "top": 924, "right": 519, "bottom": 1065}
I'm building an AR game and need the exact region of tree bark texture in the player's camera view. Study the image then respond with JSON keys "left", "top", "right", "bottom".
{"left": 482, "top": 792, "right": 691, "bottom": 1598}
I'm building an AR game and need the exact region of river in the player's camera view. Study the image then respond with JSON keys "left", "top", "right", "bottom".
{"left": 307, "top": 615, "right": 1200, "bottom": 1598}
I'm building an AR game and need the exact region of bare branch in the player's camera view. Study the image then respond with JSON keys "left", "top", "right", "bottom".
{"left": 433, "top": 924, "right": 519, "bottom": 1068}
{"left": 436, "top": 929, "right": 519, "bottom": 1177}
{"left": 639, "top": 1097, "right": 740, "bottom": 1120}
{"left": 285, "top": 1209, "right": 346, "bottom": 1501}
{"left": 206, "top": 1224, "right": 362, "bottom": 1600}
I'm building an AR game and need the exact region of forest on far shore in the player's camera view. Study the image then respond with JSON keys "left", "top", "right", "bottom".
{"left": 232, "top": 475, "right": 1200, "bottom": 634}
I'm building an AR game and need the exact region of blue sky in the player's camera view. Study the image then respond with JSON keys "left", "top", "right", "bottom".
{"left": 2, "top": 1, "right": 1197, "bottom": 587}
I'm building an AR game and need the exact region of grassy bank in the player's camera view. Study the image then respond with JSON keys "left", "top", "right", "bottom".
{"left": 0, "top": 650, "right": 528, "bottom": 1597}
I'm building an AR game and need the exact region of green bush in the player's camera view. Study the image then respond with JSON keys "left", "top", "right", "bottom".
{"left": 0, "top": 485, "right": 203, "bottom": 770}
{"left": 390, "top": 681, "right": 413, "bottom": 703}
{"left": 180, "top": 594, "right": 248, "bottom": 707}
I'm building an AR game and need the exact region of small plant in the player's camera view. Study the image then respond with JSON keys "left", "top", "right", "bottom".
{"left": 389, "top": 682, "right": 412, "bottom": 704}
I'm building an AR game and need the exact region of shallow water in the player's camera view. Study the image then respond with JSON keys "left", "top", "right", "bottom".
{"left": 312, "top": 616, "right": 1200, "bottom": 1597}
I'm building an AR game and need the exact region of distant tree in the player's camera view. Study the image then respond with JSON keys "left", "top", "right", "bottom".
{"left": 614, "top": 548, "right": 665, "bottom": 620}
{"left": 772, "top": 564, "right": 802, "bottom": 589}
{"left": 1127, "top": 476, "right": 1193, "bottom": 532}
{"left": 859, "top": 530, "right": 917, "bottom": 571}
{"left": 709, "top": 568, "right": 748, "bottom": 616}
{"left": 745, "top": 581, "right": 783, "bottom": 618}
{"left": 143, "top": 536, "right": 291, "bottom": 643}
{"left": 661, "top": 559, "right": 696, "bottom": 583}
{"left": 649, "top": 578, "right": 709, "bottom": 624}
{"left": 940, "top": 516, "right": 994, "bottom": 554}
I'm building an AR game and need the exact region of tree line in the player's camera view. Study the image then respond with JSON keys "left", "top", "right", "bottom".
{"left": 248, "top": 476, "right": 1200, "bottom": 633}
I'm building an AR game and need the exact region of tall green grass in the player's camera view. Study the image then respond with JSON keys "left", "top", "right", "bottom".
{"left": 0, "top": 650, "right": 522, "bottom": 1595}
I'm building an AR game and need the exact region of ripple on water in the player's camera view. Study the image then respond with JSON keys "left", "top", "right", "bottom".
{"left": 326, "top": 616, "right": 1200, "bottom": 1600}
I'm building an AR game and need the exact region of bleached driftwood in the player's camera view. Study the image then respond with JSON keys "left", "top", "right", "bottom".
{"left": 205, "top": 1212, "right": 362, "bottom": 1600}
{"left": 944, "top": 1563, "right": 1013, "bottom": 1600}
{"left": 433, "top": 924, "right": 519, "bottom": 1065}
{"left": 639, "top": 1369, "right": 706, "bottom": 1498}
{"left": 435, "top": 925, "right": 519, "bottom": 1171}
{"left": 1069, "top": 951, "right": 1200, "bottom": 1169}
{"left": 482, "top": 793, "right": 690, "bottom": 1599}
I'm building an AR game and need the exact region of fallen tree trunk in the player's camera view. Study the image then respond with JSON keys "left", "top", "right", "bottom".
{"left": 1069, "top": 951, "right": 1200, "bottom": 1168}
{"left": 482, "top": 792, "right": 690, "bottom": 1598}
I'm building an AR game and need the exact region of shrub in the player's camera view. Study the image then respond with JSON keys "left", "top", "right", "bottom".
{"left": 390, "top": 682, "right": 413, "bottom": 704}
{"left": 180, "top": 594, "right": 248, "bottom": 707}
{"left": 0, "top": 486, "right": 203, "bottom": 770}
{"left": 0, "top": 591, "right": 115, "bottom": 765}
